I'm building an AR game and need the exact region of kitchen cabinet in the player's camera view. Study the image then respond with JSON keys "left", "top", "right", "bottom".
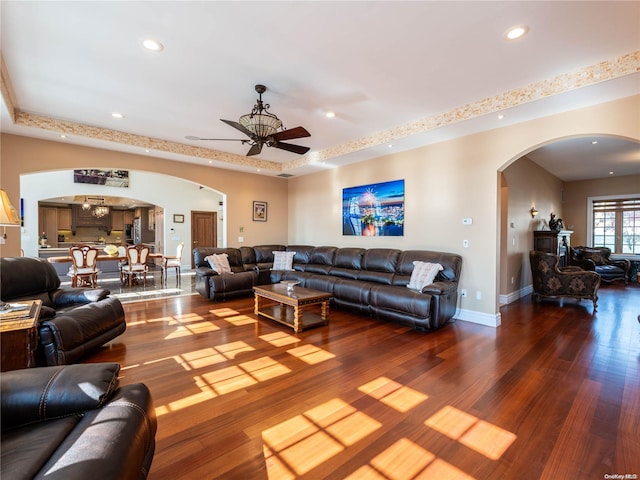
{"left": 111, "top": 210, "right": 125, "bottom": 230}
{"left": 58, "top": 207, "right": 72, "bottom": 230}
{"left": 123, "top": 210, "right": 134, "bottom": 225}
{"left": 38, "top": 207, "right": 59, "bottom": 247}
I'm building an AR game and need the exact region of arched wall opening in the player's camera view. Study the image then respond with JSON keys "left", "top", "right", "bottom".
{"left": 20, "top": 169, "right": 226, "bottom": 262}
{"left": 497, "top": 133, "right": 640, "bottom": 306}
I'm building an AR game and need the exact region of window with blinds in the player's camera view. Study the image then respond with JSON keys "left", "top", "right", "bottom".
{"left": 592, "top": 198, "right": 640, "bottom": 254}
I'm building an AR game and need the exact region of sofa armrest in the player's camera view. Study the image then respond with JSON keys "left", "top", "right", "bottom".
{"left": 1, "top": 363, "right": 120, "bottom": 430}
{"left": 570, "top": 258, "right": 596, "bottom": 271}
{"left": 421, "top": 281, "right": 457, "bottom": 295}
{"left": 52, "top": 288, "right": 110, "bottom": 306}
{"left": 608, "top": 257, "right": 631, "bottom": 273}
{"left": 195, "top": 266, "right": 218, "bottom": 277}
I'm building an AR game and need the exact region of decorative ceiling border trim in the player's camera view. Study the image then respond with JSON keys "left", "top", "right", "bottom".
{"left": 12, "top": 111, "right": 283, "bottom": 172}
{"left": 283, "top": 50, "right": 640, "bottom": 172}
{"left": 0, "top": 54, "right": 18, "bottom": 123}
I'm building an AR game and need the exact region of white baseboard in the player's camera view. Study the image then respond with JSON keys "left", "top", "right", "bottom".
{"left": 499, "top": 284, "right": 533, "bottom": 306}
{"left": 454, "top": 308, "right": 502, "bottom": 328}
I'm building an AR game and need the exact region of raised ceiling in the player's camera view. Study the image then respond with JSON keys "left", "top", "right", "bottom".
{"left": 1, "top": 1, "right": 639, "bottom": 180}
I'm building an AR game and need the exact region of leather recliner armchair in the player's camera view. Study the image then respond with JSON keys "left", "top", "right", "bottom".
{"left": 1, "top": 362, "right": 156, "bottom": 480}
{"left": 569, "top": 246, "right": 631, "bottom": 284}
{"left": 0, "top": 257, "right": 126, "bottom": 366}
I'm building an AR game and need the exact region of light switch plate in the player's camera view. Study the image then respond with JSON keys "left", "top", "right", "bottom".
{"left": 462, "top": 217, "right": 473, "bottom": 225}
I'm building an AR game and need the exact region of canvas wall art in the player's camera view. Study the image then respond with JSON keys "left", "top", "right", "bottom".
{"left": 342, "top": 179, "right": 404, "bottom": 236}
{"left": 73, "top": 169, "right": 129, "bottom": 187}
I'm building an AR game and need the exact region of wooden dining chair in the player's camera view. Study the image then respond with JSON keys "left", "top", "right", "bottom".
{"left": 68, "top": 245, "right": 99, "bottom": 287}
{"left": 161, "top": 242, "right": 184, "bottom": 286}
{"left": 122, "top": 245, "right": 150, "bottom": 286}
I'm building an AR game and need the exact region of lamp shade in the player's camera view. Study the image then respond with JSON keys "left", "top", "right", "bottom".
{"left": 0, "top": 189, "right": 21, "bottom": 226}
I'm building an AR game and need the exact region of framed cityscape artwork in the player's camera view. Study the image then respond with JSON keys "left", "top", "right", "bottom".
{"left": 342, "top": 179, "right": 404, "bottom": 236}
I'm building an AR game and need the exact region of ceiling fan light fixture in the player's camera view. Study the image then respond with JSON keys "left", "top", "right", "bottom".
{"left": 239, "top": 113, "right": 282, "bottom": 138}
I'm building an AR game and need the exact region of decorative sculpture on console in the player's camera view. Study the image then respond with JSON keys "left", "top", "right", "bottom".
{"left": 548, "top": 213, "right": 564, "bottom": 231}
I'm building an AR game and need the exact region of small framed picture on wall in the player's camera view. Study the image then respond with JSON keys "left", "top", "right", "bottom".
{"left": 173, "top": 214, "right": 185, "bottom": 223}
{"left": 253, "top": 201, "right": 267, "bottom": 222}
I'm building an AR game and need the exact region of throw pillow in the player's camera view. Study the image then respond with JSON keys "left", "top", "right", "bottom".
{"left": 205, "top": 253, "right": 233, "bottom": 274}
{"left": 272, "top": 251, "right": 296, "bottom": 270}
{"left": 407, "top": 261, "right": 443, "bottom": 291}
{"left": 584, "top": 251, "right": 604, "bottom": 265}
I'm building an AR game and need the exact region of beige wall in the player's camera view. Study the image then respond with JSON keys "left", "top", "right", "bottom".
{"left": 288, "top": 95, "right": 640, "bottom": 324}
{"left": 0, "top": 135, "right": 289, "bottom": 256}
{"left": 563, "top": 175, "right": 640, "bottom": 246}
{"left": 2, "top": 95, "right": 639, "bottom": 324}
{"left": 500, "top": 156, "right": 564, "bottom": 297}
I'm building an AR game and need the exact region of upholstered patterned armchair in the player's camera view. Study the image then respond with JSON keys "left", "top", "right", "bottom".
{"left": 530, "top": 250, "right": 601, "bottom": 310}
{"left": 569, "top": 246, "right": 631, "bottom": 284}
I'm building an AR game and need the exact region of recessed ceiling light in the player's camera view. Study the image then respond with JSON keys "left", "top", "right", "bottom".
{"left": 111, "top": 112, "right": 124, "bottom": 119}
{"left": 498, "top": 114, "right": 504, "bottom": 120}
{"left": 609, "top": 171, "right": 614, "bottom": 175}
{"left": 60, "top": 134, "right": 66, "bottom": 139}
{"left": 325, "top": 111, "right": 336, "bottom": 118}
{"left": 142, "top": 39, "right": 164, "bottom": 52}
{"left": 591, "top": 140, "right": 599, "bottom": 145}
{"left": 145, "top": 149, "right": 150, "bottom": 153}
{"left": 505, "top": 25, "right": 529, "bottom": 40}
{"left": 388, "top": 144, "right": 393, "bottom": 148}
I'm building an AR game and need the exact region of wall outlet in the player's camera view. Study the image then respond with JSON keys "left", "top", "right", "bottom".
{"left": 476, "top": 291, "right": 482, "bottom": 300}
{"left": 461, "top": 289, "right": 467, "bottom": 298}
{"left": 238, "top": 236, "right": 244, "bottom": 243}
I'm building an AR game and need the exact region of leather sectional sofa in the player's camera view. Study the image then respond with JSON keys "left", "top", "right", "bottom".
{"left": 1, "top": 362, "right": 156, "bottom": 479}
{"left": 195, "top": 245, "right": 462, "bottom": 331}
{"left": 0, "top": 256, "right": 126, "bottom": 366}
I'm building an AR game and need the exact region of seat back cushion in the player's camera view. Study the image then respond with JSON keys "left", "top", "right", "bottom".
{"left": 0, "top": 257, "right": 61, "bottom": 302}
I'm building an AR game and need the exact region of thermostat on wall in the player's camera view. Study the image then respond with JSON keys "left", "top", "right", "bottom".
{"left": 462, "top": 217, "right": 473, "bottom": 225}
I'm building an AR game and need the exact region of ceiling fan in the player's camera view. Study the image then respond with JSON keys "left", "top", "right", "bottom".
{"left": 186, "top": 84, "right": 311, "bottom": 157}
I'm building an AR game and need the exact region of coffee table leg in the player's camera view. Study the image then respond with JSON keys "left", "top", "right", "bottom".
{"left": 254, "top": 293, "right": 260, "bottom": 316}
{"left": 293, "top": 305, "right": 301, "bottom": 333}
{"left": 321, "top": 300, "right": 330, "bottom": 325}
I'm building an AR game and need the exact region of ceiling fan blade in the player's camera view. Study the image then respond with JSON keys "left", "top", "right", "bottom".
{"left": 247, "top": 143, "right": 263, "bottom": 156}
{"left": 221, "top": 119, "right": 255, "bottom": 138}
{"left": 274, "top": 142, "right": 310, "bottom": 155}
{"left": 272, "top": 126, "right": 311, "bottom": 142}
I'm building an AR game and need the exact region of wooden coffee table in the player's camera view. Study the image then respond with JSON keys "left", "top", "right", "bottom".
{"left": 253, "top": 283, "right": 332, "bottom": 333}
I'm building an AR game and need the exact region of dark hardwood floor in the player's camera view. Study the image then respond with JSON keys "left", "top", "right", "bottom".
{"left": 86, "top": 283, "right": 640, "bottom": 479}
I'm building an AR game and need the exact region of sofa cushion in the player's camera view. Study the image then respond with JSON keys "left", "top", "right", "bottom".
{"left": 363, "top": 249, "right": 400, "bottom": 273}
{"left": 286, "top": 245, "right": 314, "bottom": 267}
{"left": 0, "top": 257, "right": 60, "bottom": 302}
{"left": 205, "top": 254, "right": 233, "bottom": 274}
{"left": 272, "top": 251, "right": 295, "bottom": 271}
{"left": 407, "top": 261, "right": 444, "bottom": 291}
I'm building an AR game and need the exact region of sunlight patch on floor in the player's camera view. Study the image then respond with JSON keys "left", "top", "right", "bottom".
{"left": 260, "top": 331, "right": 301, "bottom": 347}
{"left": 425, "top": 405, "right": 517, "bottom": 460}
{"left": 263, "top": 398, "right": 381, "bottom": 477}
{"left": 286, "top": 344, "right": 336, "bottom": 364}
{"left": 359, "top": 376, "right": 429, "bottom": 412}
